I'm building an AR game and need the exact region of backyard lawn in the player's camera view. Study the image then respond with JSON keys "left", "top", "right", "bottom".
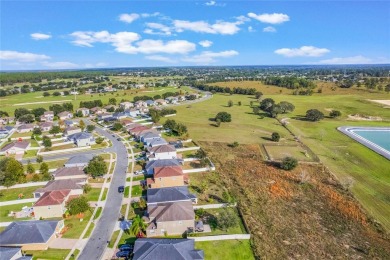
{"left": 0, "top": 203, "right": 32, "bottom": 222}
{"left": 84, "top": 188, "right": 102, "bottom": 201}
{"left": 62, "top": 210, "right": 93, "bottom": 238}
{"left": 25, "top": 249, "right": 71, "bottom": 260}
{"left": 195, "top": 240, "right": 255, "bottom": 260}
{"left": 0, "top": 186, "right": 42, "bottom": 202}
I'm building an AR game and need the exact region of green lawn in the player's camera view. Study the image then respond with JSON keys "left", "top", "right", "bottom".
{"left": 30, "top": 139, "right": 40, "bottom": 147}
{"left": 117, "top": 232, "right": 137, "bottom": 247}
{"left": 84, "top": 188, "right": 102, "bottom": 201}
{"left": 101, "top": 188, "right": 108, "bottom": 201}
{"left": 0, "top": 203, "right": 32, "bottom": 222}
{"left": 23, "top": 149, "right": 38, "bottom": 158}
{"left": 94, "top": 207, "right": 102, "bottom": 220}
{"left": 0, "top": 186, "right": 42, "bottom": 202}
{"left": 127, "top": 175, "right": 145, "bottom": 182}
{"left": 108, "top": 230, "right": 120, "bottom": 248}
{"left": 27, "top": 159, "right": 68, "bottom": 170}
{"left": 25, "top": 248, "right": 71, "bottom": 260}
{"left": 131, "top": 185, "right": 143, "bottom": 197}
{"left": 263, "top": 144, "right": 315, "bottom": 162}
{"left": 83, "top": 222, "right": 95, "bottom": 238}
{"left": 195, "top": 240, "right": 255, "bottom": 260}
{"left": 62, "top": 210, "right": 93, "bottom": 238}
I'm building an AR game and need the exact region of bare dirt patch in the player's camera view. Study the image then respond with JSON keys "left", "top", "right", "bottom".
{"left": 369, "top": 99, "right": 390, "bottom": 107}
{"left": 348, "top": 114, "right": 383, "bottom": 121}
{"left": 200, "top": 142, "right": 390, "bottom": 259}
{"left": 13, "top": 100, "right": 72, "bottom": 106}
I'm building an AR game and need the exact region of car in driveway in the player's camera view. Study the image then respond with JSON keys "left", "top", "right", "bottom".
{"left": 118, "top": 186, "right": 125, "bottom": 193}
{"left": 116, "top": 250, "right": 131, "bottom": 258}
{"left": 117, "top": 138, "right": 121, "bottom": 141}
{"left": 119, "top": 244, "right": 133, "bottom": 251}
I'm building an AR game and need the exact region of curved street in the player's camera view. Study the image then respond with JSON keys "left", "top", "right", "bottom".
{"left": 78, "top": 122, "right": 130, "bottom": 260}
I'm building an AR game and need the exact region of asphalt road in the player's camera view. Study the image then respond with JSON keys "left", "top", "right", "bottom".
{"left": 78, "top": 121, "right": 130, "bottom": 260}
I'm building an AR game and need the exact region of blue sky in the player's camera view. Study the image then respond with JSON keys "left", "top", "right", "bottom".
{"left": 1, "top": 0, "right": 389, "bottom": 70}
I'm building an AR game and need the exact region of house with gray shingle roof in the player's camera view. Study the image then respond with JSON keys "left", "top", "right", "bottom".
{"left": 34, "top": 178, "right": 86, "bottom": 198}
{"left": 0, "top": 246, "right": 24, "bottom": 260}
{"left": 16, "top": 124, "right": 35, "bottom": 133}
{"left": 147, "top": 144, "right": 177, "bottom": 161}
{"left": 133, "top": 238, "right": 204, "bottom": 260}
{"left": 67, "top": 132, "right": 95, "bottom": 147}
{"left": 0, "top": 140, "right": 30, "bottom": 155}
{"left": 147, "top": 186, "right": 197, "bottom": 206}
{"left": 53, "top": 167, "right": 86, "bottom": 180}
{"left": 0, "top": 220, "right": 64, "bottom": 251}
{"left": 64, "top": 154, "right": 93, "bottom": 168}
{"left": 145, "top": 159, "right": 183, "bottom": 175}
{"left": 146, "top": 201, "right": 195, "bottom": 237}
{"left": 148, "top": 138, "right": 168, "bottom": 148}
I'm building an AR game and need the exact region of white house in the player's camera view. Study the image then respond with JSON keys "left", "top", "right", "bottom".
{"left": 67, "top": 132, "right": 95, "bottom": 147}
{"left": 147, "top": 144, "right": 177, "bottom": 161}
{"left": 17, "top": 124, "right": 35, "bottom": 133}
{"left": 120, "top": 102, "right": 134, "bottom": 110}
{"left": 58, "top": 111, "right": 73, "bottom": 120}
{"left": 0, "top": 140, "right": 30, "bottom": 155}
{"left": 77, "top": 108, "right": 90, "bottom": 117}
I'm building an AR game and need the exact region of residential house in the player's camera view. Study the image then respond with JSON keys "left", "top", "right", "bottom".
{"left": 129, "top": 126, "right": 149, "bottom": 137}
{"left": 125, "top": 122, "right": 142, "bottom": 131}
{"left": 64, "top": 126, "right": 82, "bottom": 136}
{"left": 145, "top": 202, "right": 196, "bottom": 238}
{"left": 165, "top": 96, "right": 178, "bottom": 104}
{"left": 145, "top": 159, "right": 183, "bottom": 175}
{"left": 53, "top": 167, "right": 86, "bottom": 180}
{"left": 0, "top": 140, "right": 30, "bottom": 156}
{"left": 119, "top": 101, "right": 134, "bottom": 110}
{"left": 77, "top": 108, "right": 90, "bottom": 117}
{"left": 112, "top": 112, "right": 127, "bottom": 120}
{"left": 67, "top": 132, "right": 95, "bottom": 147}
{"left": 104, "top": 105, "right": 117, "bottom": 111}
{"left": 145, "top": 100, "right": 156, "bottom": 107}
{"left": 0, "top": 220, "right": 64, "bottom": 251}
{"left": 33, "top": 190, "right": 71, "bottom": 219}
{"left": 146, "top": 186, "right": 197, "bottom": 206}
{"left": 135, "top": 129, "right": 159, "bottom": 141}
{"left": 120, "top": 119, "right": 133, "bottom": 127}
{"left": 58, "top": 111, "right": 73, "bottom": 120}
{"left": 0, "top": 117, "right": 15, "bottom": 125}
{"left": 97, "top": 112, "right": 112, "bottom": 121}
{"left": 147, "top": 166, "right": 187, "bottom": 189}
{"left": 140, "top": 131, "right": 161, "bottom": 145}
{"left": 33, "top": 178, "right": 86, "bottom": 198}
{"left": 0, "top": 126, "right": 14, "bottom": 138}
{"left": 39, "top": 122, "right": 53, "bottom": 132}
{"left": 139, "top": 107, "right": 149, "bottom": 115}
{"left": 40, "top": 111, "right": 54, "bottom": 122}
{"left": 64, "top": 120, "right": 77, "bottom": 128}
{"left": 135, "top": 100, "right": 147, "bottom": 108}
{"left": 0, "top": 247, "right": 27, "bottom": 260}
{"left": 126, "top": 108, "right": 140, "bottom": 118}
{"left": 178, "top": 95, "right": 187, "bottom": 102}
{"left": 64, "top": 154, "right": 93, "bottom": 168}
{"left": 90, "top": 107, "right": 105, "bottom": 115}
{"left": 148, "top": 138, "right": 168, "bottom": 148}
{"left": 147, "top": 144, "right": 177, "bottom": 161}
{"left": 154, "top": 99, "right": 167, "bottom": 106}
{"left": 16, "top": 124, "right": 34, "bottom": 133}
{"left": 132, "top": 239, "right": 203, "bottom": 259}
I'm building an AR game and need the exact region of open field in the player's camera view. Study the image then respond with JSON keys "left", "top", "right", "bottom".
{"left": 200, "top": 142, "right": 390, "bottom": 258}
{"left": 195, "top": 240, "right": 255, "bottom": 260}
{"left": 263, "top": 144, "right": 316, "bottom": 162}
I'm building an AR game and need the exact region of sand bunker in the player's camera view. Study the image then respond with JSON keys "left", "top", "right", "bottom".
{"left": 348, "top": 114, "right": 382, "bottom": 121}
{"left": 369, "top": 100, "right": 390, "bottom": 107}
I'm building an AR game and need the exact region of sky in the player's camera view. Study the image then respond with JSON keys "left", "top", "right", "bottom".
{"left": 0, "top": 0, "right": 389, "bottom": 70}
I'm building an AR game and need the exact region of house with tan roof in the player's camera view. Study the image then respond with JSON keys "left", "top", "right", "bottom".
{"left": 33, "top": 178, "right": 86, "bottom": 198}
{"left": 77, "top": 107, "right": 90, "bottom": 117}
{"left": 16, "top": 124, "right": 35, "bottom": 133}
{"left": 0, "top": 140, "right": 30, "bottom": 156}
{"left": 129, "top": 126, "right": 150, "bottom": 136}
{"left": 33, "top": 190, "right": 71, "bottom": 219}
{"left": 64, "top": 126, "right": 82, "bottom": 136}
{"left": 53, "top": 167, "right": 86, "bottom": 180}
{"left": 147, "top": 144, "right": 177, "bottom": 161}
{"left": 120, "top": 101, "right": 134, "bottom": 110}
{"left": 147, "top": 166, "right": 188, "bottom": 189}
{"left": 39, "top": 122, "right": 53, "bottom": 132}
{"left": 58, "top": 111, "right": 73, "bottom": 120}
{"left": 40, "top": 111, "right": 54, "bottom": 122}
{"left": 145, "top": 201, "right": 195, "bottom": 237}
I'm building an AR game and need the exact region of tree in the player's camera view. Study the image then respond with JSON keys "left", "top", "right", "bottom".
{"left": 227, "top": 100, "right": 233, "bottom": 107}
{"left": 43, "top": 92, "right": 50, "bottom": 97}
{"left": 252, "top": 107, "right": 260, "bottom": 115}
{"left": 85, "top": 156, "right": 107, "bottom": 177}
{"left": 280, "top": 157, "right": 298, "bottom": 170}
{"left": 32, "top": 128, "right": 42, "bottom": 136}
{"left": 32, "top": 107, "right": 46, "bottom": 118}
{"left": 95, "top": 137, "right": 104, "bottom": 144}
{"left": 215, "top": 112, "right": 231, "bottom": 122}
{"left": 0, "top": 157, "right": 26, "bottom": 187}
{"left": 108, "top": 98, "right": 117, "bottom": 105}
{"left": 138, "top": 198, "right": 147, "bottom": 209}
{"left": 271, "top": 132, "right": 280, "bottom": 142}
{"left": 238, "top": 101, "right": 242, "bottom": 106}
{"left": 83, "top": 184, "right": 92, "bottom": 194}
{"left": 278, "top": 101, "right": 295, "bottom": 113}
{"left": 163, "top": 119, "right": 177, "bottom": 130}
{"left": 39, "top": 162, "right": 49, "bottom": 175}
{"left": 42, "top": 136, "right": 52, "bottom": 148}
{"left": 0, "top": 110, "right": 9, "bottom": 117}
{"left": 49, "top": 126, "right": 61, "bottom": 135}
{"left": 26, "top": 161, "right": 35, "bottom": 174}
{"left": 36, "top": 155, "right": 43, "bottom": 163}
{"left": 329, "top": 110, "right": 342, "bottom": 118}
{"left": 385, "top": 84, "right": 390, "bottom": 93}
{"left": 260, "top": 98, "right": 275, "bottom": 113}
{"left": 66, "top": 196, "right": 90, "bottom": 215}
{"left": 306, "top": 109, "right": 324, "bottom": 122}
{"left": 175, "top": 123, "right": 188, "bottom": 136}
{"left": 53, "top": 91, "right": 61, "bottom": 96}
{"left": 18, "top": 114, "right": 35, "bottom": 123}
{"left": 217, "top": 207, "right": 238, "bottom": 231}
{"left": 79, "top": 120, "right": 86, "bottom": 131}
{"left": 14, "top": 108, "right": 30, "bottom": 119}
{"left": 255, "top": 91, "right": 263, "bottom": 99}
{"left": 86, "top": 125, "right": 95, "bottom": 132}
{"left": 153, "top": 94, "right": 161, "bottom": 100}
{"left": 149, "top": 109, "right": 161, "bottom": 123}
{"left": 112, "top": 122, "right": 123, "bottom": 131}
{"left": 130, "top": 215, "right": 147, "bottom": 237}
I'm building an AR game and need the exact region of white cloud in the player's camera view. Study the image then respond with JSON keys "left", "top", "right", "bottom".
{"left": 145, "top": 55, "right": 176, "bottom": 63}
{"left": 41, "top": 61, "right": 79, "bottom": 69}
{"left": 205, "top": 1, "right": 216, "bottom": 6}
{"left": 199, "top": 40, "right": 213, "bottom": 48}
{"left": 133, "top": 40, "right": 196, "bottom": 54}
{"left": 183, "top": 50, "right": 238, "bottom": 64}
{"left": 141, "top": 12, "right": 160, "bottom": 18}
{"left": 173, "top": 20, "right": 241, "bottom": 35}
{"left": 0, "top": 50, "right": 50, "bottom": 62}
{"left": 275, "top": 46, "right": 330, "bottom": 57}
{"left": 236, "top": 15, "right": 250, "bottom": 23}
{"left": 31, "top": 33, "right": 52, "bottom": 40}
{"left": 248, "top": 13, "right": 290, "bottom": 24}
{"left": 248, "top": 26, "right": 255, "bottom": 32}
{"left": 70, "top": 30, "right": 140, "bottom": 48}
{"left": 144, "top": 23, "right": 172, "bottom": 36}
{"left": 119, "top": 13, "right": 140, "bottom": 24}
{"left": 316, "top": 55, "right": 378, "bottom": 64}
{"left": 84, "top": 62, "right": 108, "bottom": 68}
{"left": 263, "top": 26, "right": 276, "bottom": 33}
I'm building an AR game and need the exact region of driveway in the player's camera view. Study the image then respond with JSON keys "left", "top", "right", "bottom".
{"left": 78, "top": 121, "right": 130, "bottom": 260}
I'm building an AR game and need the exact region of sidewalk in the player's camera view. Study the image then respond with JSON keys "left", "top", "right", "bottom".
{"left": 0, "top": 198, "right": 38, "bottom": 206}
{"left": 0, "top": 181, "right": 47, "bottom": 190}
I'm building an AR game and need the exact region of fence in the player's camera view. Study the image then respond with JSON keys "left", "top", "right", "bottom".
{"left": 37, "top": 146, "right": 91, "bottom": 155}
{"left": 193, "top": 203, "right": 237, "bottom": 209}
{"left": 188, "top": 234, "right": 251, "bottom": 241}
{"left": 183, "top": 168, "right": 210, "bottom": 174}
{"left": 176, "top": 147, "right": 200, "bottom": 152}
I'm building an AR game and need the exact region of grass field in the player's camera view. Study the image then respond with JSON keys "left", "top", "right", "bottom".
{"left": 25, "top": 248, "right": 71, "bottom": 260}
{"left": 0, "top": 203, "right": 32, "bottom": 222}
{"left": 62, "top": 210, "right": 92, "bottom": 238}
{"left": 263, "top": 144, "right": 315, "bottom": 162}
{"left": 83, "top": 222, "right": 95, "bottom": 238}
{"left": 27, "top": 159, "right": 67, "bottom": 170}
{"left": 84, "top": 188, "right": 102, "bottom": 201}
{"left": 195, "top": 240, "right": 255, "bottom": 260}
{"left": 0, "top": 186, "right": 42, "bottom": 202}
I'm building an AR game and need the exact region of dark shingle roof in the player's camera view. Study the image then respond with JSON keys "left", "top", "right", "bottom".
{"left": 35, "top": 179, "right": 85, "bottom": 193}
{"left": 147, "top": 186, "right": 195, "bottom": 204}
{"left": 133, "top": 238, "right": 204, "bottom": 260}
{"left": 53, "top": 167, "right": 85, "bottom": 177}
{"left": 148, "top": 201, "right": 194, "bottom": 222}
{"left": 145, "top": 159, "right": 182, "bottom": 173}
{"left": 0, "top": 246, "right": 21, "bottom": 260}
{"left": 0, "top": 220, "right": 59, "bottom": 245}
{"left": 68, "top": 132, "right": 92, "bottom": 140}
{"left": 0, "top": 140, "right": 30, "bottom": 152}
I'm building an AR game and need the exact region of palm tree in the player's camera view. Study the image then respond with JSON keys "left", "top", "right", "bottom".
{"left": 130, "top": 215, "right": 147, "bottom": 237}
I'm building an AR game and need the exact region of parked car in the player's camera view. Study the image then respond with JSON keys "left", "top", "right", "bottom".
{"left": 116, "top": 250, "right": 130, "bottom": 258}
{"left": 118, "top": 186, "right": 125, "bottom": 193}
{"left": 117, "top": 138, "right": 121, "bottom": 141}
{"left": 119, "top": 244, "right": 133, "bottom": 251}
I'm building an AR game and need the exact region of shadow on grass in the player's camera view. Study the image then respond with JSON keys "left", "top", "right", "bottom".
{"left": 261, "top": 137, "right": 273, "bottom": 141}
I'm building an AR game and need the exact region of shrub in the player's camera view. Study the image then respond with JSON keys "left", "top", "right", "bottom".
{"left": 271, "top": 132, "right": 280, "bottom": 142}
{"left": 215, "top": 112, "right": 231, "bottom": 122}
{"left": 36, "top": 155, "right": 43, "bottom": 163}
{"left": 95, "top": 137, "right": 104, "bottom": 144}
{"left": 329, "top": 110, "right": 342, "bottom": 118}
{"left": 280, "top": 156, "right": 298, "bottom": 170}
{"left": 306, "top": 109, "right": 324, "bottom": 121}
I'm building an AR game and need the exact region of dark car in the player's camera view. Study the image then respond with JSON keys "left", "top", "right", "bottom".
{"left": 118, "top": 186, "right": 125, "bottom": 193}
{"left": 116, "top": 250, "right": 130, "bottom": 258}
{"left": 119, "top": 244, "right": 133, "bottom": 251}
{"left": 117, "top": 138, "right": 121, "bottom": 141}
